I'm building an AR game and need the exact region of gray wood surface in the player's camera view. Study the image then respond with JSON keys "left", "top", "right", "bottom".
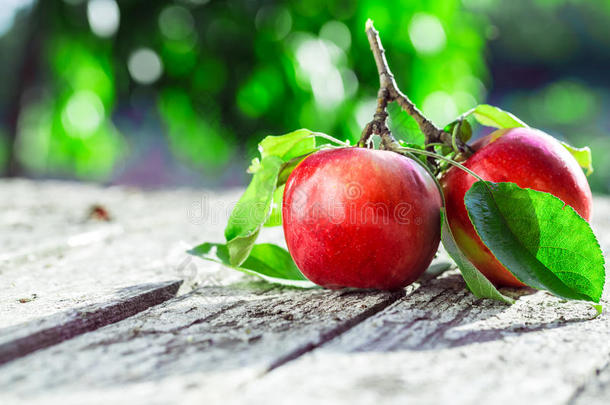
{"left": 0, "top": 284, "right": 406, "bottom": 404}
{"left": 238, "top": 273, "right": 608, "bottom": 405}
{"left": 0, "top": 179, "right": 609, "bottom": 405}
{"left": 0, "top": 280, "right": 181, "bottom": 365}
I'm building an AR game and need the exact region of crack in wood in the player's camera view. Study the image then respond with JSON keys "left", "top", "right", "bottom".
{"left": 350, "top": 289, "right": 448, "bottom": 353}
{"left": 0, "top": 280, "right": 182, "bottom": 366}
{"left": 2, "top": 181, "right": 609, "bottom": 403}
{"left": 265, "top": 289, "right": 406, "bottom": 372}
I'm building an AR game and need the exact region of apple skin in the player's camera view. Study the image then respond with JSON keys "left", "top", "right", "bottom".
{"left": 282, "top": 147, "right": 442, "bottom": 290}
{"left": 442, "top": 127, "right": 593, "bottom": 287}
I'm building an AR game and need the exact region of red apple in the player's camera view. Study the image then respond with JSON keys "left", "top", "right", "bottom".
{"left": 442, "top": 127, "right": 592, "bottom": 287}
{"left": 282, "top": 147, "right": 442, "bottom": 290}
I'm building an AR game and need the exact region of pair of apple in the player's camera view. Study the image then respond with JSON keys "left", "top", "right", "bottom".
{"left": 282, "top": 127, "right": 592, "bottom": 290}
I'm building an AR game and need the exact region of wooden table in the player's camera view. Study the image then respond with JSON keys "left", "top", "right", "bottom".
{"left": 1, "top": 179, "right": 610, "bottom": 404}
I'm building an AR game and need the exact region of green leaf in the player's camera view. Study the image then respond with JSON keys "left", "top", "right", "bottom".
{"left": 247, "top": 157, "right": 261, "bottom": 174}
{"left": 387, "top": 102, "right": 425, "bottom": 147}
{"left": 276, "top": 157, "right": 302, "bottom": 186}
{"left": 444, "top": 119, "right": 473, "bottom": 143}
{"left": 222, "top": 129, "right": 345, "bottom": 267}
{"left": 399, "top": 151, "right": 510, "bottom": 305}
{"left": 258, "top": 129, "right": 346, "bottom": 185}
{"left": 225, "top": 155, "right": 284, "bottom": 265}
{"left": 189, "top": 242, "right": 310, "bottom": 282}
{"left": 259, "top": 128, "right": 317, "bottom": 161}
{"left": 441, "top": 210, "right": 514, "bottom": 304}
{"left": 465, "top": 181, "right": 605, "bottom": 303}
{"left": 561, "top": 142, "right": 593, "bottom": 176}
{"left": 264, "top": 184, "right": 284, "bottom": 227}
{"left": 471, "top": 104, "right": 528, "bottom": 129}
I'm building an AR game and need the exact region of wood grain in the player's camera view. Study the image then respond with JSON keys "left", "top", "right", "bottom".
{"left": 0, "top": 180, "right": 247, "bottom": 329}
{"left": 237, "top": 272, "right": 608, "bottom": 405}
{"left": 0, "top": 283, "right": 409, "bottom": 404}
{"left": 0, "top": 179, "right": 242, "bottom": 264}
{"left": 231, "top": 200, "right": 610, "bottom": 405}
{"left": 1, "top": 180, "right": 609, "bottom": 404}
{"left": 0, "top": 280, "right": 181, "bottom": 365}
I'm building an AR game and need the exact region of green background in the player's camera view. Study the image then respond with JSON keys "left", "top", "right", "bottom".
{"left": 1, "top": 0, "right": 609, "bottom": 192}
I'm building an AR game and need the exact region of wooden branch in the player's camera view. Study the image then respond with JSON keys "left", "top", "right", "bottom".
{"left": 358, "top": 19, "right": 472, "bottom": 156}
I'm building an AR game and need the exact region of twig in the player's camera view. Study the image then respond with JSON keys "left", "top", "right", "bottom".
{"left": 358, "top": 19, "right": 472, "bottom": 156}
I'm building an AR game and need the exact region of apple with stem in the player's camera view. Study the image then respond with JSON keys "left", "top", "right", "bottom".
{"left": 282, "top": 147, "right": 442, "bottom": 290}
{"left": 441, "top": 127, "right": 593, "bottom": 287}
{"left": 191, "top": 19, "right": 601, "bottom": 304}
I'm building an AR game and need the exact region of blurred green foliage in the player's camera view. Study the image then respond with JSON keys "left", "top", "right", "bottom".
{"left": 16, "top": 34, "right": 125, "bottom": 178}
{"left": 467, "top": 0, "right": 610, "bottom": 194}
{"left": 0, "top": 0, "right": 488, "bottom": 185}
{"left": 0, "top": 0, "right": 609, "bottom": 192}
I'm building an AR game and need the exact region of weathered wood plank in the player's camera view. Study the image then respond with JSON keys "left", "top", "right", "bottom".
{"left": 0, "top": 179, "right": 132, "bottom": 259}
{"left": 229, "top": 200, "right": 610, "bottom": 405}
{"left": 233, "top": 272, "right": 606, "bottom": 405}
{"left": 0, "top": 181, "right": 250, "bottom": 329}
{"left": 570, "top": 362, "right": 610, "bottom": 405}
{"left": 0, "top": 180, "right": 244, "bottom": 370}
{"left": 0, "top": 179, "right": 243, "bottom": 264}
{"left": 1, "top": 223, "right": 192, "bottom": 329}
{"left": 0, "top": 180, "right": 418, "bottom": 403}
{"left": 0, "top": 282, "right": 412, "bottom": 404}
{"left": 0, "top": 178, "right": 293, "bottom": 386}
{"left": 0, "top": 177, "right": 452, "bottom": 404}
{"left": 0, "top": 280, "right": 181, "bottom": 365}
{"left": 1, "top": 179, "right": 609, "bottom": 404}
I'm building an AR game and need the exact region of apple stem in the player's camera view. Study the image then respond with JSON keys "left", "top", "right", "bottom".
{"left": 395, "top": 146, "right": 485, "bottom": 183}
{"left": 358, "top": 19, "right": 473, "bottom": 157}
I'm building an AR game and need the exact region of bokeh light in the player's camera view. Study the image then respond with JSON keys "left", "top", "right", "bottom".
{"left": 319, "top": 21, "right": 351, "bottom": 51}
{"left": 61, "top": 90, "right": 105, "bottom": 137}
{"left": 355, "top": 98, "right": 378, "bottom": 129}
{"left": 159, "top": 5, "right": 195, "bottom": 41}
{"left": 295, "top": 38, "right": 345, "bottom": 108}
{"left": 422, "top": 91, "right": 458, "bottom": 127}
{"left": 408, "top": 13, "right": 446, "bottom": 55}
{"left": 1, "top": 0, "right": 608, "bottom": 192}
{"left": 237, "top": 66, "right": 284, "bottom": 118}
{"left": 538, "top": 81, "right": 598, "bottom": 125}
{"left": 86, "top": 0, "right": 120, "bottom": 38}
{"left": 128, "top": 48, "right": 163, "bottom": 85}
